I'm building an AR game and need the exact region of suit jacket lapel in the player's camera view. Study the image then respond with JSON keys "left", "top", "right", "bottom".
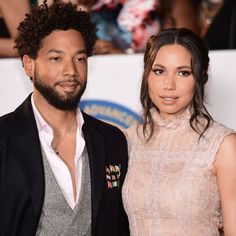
{"left": 82, "top": 113, "right": 105, "bottom": 222}
{"left": 11, "top": 95, "right": 44, "bottom": 221}
{"left": 11, "top": 99, "right": 106, "bottom": 223}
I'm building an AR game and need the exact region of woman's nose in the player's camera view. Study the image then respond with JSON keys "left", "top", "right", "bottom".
{"left": 163, "top": 75, "right": 176, "bottom": 90}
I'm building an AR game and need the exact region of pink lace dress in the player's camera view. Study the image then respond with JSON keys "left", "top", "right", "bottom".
{"left": 122, "top": 109, "right": 234, "bottom": 236}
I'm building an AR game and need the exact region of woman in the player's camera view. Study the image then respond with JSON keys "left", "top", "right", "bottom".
{"left": 122, "top": 28, "right": 236, "bottom": 235}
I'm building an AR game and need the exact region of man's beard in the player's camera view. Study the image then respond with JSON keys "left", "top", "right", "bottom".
{"left": 33, "top": 71, "right": 86, "bottom": 111}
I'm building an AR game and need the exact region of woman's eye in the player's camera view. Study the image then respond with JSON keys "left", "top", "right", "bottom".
{"left": 179, "top": 71, "right": 191, "bottom": 76}
{"left": 153, "top": 69, "right": 164, "bottom": 75}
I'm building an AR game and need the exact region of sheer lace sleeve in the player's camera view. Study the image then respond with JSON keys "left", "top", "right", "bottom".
{"left": 206, "top": 122, "right": 235, "bottom": 167}
{"left": 124, "top": 125, "right": 138, "bottom": 154}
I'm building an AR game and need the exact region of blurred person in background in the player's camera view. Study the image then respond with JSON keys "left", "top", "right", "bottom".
{"left": 41, "top": 0, "right": 200, "bottom": 55}
{"left": 0, "top": 0, "right": 30, "bottom": 57}
{"left": 92, "top": 0, "right": 236, "bottom": 52}
{"left": 39, "top": 0, "right": 236, "bottom": 52}
{"left": 159, "top": 0, "right": 200, "bottom": 34}
{"left": 38, "top": 0, "right": 96, "bottom": 11}
{"left": 200, "top": 0, "right": 236, "bottom": 50}
{"left": 90, "top": 0, "right": 200, "bottom": 54}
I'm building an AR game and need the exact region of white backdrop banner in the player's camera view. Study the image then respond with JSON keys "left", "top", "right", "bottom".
{"left": 0, "top": 50, "right": 236, "bottom": 130}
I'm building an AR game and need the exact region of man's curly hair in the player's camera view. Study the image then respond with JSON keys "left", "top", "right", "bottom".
{"left": 14, "top": 0, "right": 97, "bottom": 59}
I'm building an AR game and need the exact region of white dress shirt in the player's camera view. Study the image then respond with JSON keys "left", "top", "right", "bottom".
{"left": 31, "top": 95, "right": 85, "bottom": 209}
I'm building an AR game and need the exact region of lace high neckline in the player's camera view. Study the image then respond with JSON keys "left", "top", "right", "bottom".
{"left": 151, "top": 108, "right": 191, "bottom": 130}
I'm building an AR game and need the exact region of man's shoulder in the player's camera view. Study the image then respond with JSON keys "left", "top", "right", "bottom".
{"left": 0, "top": 112, "right": 14, "bottom": 138}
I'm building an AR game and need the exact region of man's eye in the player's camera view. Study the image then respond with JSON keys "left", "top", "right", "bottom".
{"left": 50, "top": 57, "right": 61, "bottom": 62}
{"left": 76, "top": 57, "right": 87, "bottom": 63}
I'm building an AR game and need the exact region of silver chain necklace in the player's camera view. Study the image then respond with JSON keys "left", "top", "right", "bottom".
{"left": 51, "top": 120, "right": 76, "bottom": 155}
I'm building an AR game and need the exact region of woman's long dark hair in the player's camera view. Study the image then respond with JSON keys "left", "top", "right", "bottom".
{"left": 140, "top": 28, "right": 212, "bottom": 141}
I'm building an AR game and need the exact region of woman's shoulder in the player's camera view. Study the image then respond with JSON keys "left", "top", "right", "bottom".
{"left": 214, "top": 127, "right": 236, "bottom": 176}
{"left": 124, "top": 124, "right": 144, "bottom": 151}
{"left": 203, "top": 120, "right": 236, "bottom": 161}
{"left": 124, "top": 125, "right": 138, "bottom": 143}
{"left": 212, "top": 120, "right": 236, "bottom": 148}
{"left": 125, "top": 124, "right": 138, "bottom": 135}
{"left": 205, "top": 120, "right": 235, "bottom": 138}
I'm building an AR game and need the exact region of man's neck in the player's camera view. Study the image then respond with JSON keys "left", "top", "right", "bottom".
{"left": 33, "top": 93, "right": 77, "bottom": 133}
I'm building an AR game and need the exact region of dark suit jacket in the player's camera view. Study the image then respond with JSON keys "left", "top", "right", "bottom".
{"left": 0, "top": 95, "right": 129, "bottom": 236}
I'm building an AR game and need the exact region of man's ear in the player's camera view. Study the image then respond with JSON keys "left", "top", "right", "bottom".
{"left": 23, "top": 55, "right": 35, "bottom": 78}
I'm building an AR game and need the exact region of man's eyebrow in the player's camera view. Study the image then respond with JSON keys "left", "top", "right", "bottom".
{"left": 47, "top": 49, "right": 63, "bottom": 54}
{"left": 47, "top": 49, "right": 87, "bottom": 55}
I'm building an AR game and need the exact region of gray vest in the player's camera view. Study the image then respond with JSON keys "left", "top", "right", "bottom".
{"left": 36, "top": 148, "right": 92, "bottom": 236}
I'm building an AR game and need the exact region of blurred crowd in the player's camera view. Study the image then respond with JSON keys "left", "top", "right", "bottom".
{"left": 1, "top": 0, "right": 236, "bottom": 57}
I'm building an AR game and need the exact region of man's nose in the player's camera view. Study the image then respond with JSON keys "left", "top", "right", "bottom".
{"left": 62, "top": 60, "right": 77, "bottom": 77}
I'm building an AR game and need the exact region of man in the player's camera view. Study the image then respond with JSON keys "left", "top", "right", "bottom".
{"left": 0, "top": 1, "right": 129, "bottom": 235}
